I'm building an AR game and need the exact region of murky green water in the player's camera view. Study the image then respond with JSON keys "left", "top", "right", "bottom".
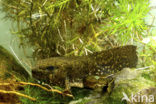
{"left": 0, "top": 0, "right": 156, "bottom": 77}
{"left": 0, "top": 7, "right": 33, "bottom": 75}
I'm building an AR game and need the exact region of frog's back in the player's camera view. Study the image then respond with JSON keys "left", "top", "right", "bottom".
{"left": 88, "top": 45, "right": 138, "bottom": 76}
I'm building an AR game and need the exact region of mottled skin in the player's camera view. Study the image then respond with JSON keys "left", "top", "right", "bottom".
{"left": 32, "top": 45, "right": 138, "bottom": 90}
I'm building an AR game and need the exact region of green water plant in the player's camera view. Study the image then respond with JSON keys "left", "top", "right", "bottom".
{"left": 0, "top": 0, "right": 150, "bottom": 59}
{"left": 0, "top": 0, "right": 153, "bottom": 104}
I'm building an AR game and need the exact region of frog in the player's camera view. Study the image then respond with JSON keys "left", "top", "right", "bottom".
{"left": 32, "top": 45, "right": 138, "bottom": 93}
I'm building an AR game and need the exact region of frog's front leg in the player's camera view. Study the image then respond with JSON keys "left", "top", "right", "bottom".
{"left": 63, "top": 77, "right": 85, "bottom": 96}
{"left": 63, "top": 77, "right": 72, "bottom": 95}
{"left": 65, "top": 77, "right": 71, "bottom": 91}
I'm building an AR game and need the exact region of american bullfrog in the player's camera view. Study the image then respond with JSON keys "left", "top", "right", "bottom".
{"left": 32, "top": 45, "right": 138, "bottom": 92}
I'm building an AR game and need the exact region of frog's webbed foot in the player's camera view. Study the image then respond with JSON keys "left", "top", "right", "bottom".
{"left": 107, "top": 79, "right": 115, "bottom": 93}
{"left": 102, "top": 79, "right": 115, "bottom": 95}
{"left": 100, "top": 75, "right": 115, "bottom": 95}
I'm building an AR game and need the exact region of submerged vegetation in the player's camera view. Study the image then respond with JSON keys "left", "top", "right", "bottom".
{"left": 0, "top": 0, "right": 156, "bottom": 104}
{"left": 0, "top": 0, "right": 150, "bottom": 58}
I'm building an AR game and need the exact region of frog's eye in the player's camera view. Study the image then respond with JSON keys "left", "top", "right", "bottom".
{"left": 46, "top": 66, "right": 60, "bottom": 71}
{"left": 46, "top": 66, "right": 55, "bottom": 70}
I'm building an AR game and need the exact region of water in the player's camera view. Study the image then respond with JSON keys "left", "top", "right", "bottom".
{"left": 145, "top": 0, "right": 156, "bottom": 33}
{"left": 0, "top": 0, "right": 156, "bottom": 78}
{"left": 0, "top": 6, "right": 33, "bottom": 76}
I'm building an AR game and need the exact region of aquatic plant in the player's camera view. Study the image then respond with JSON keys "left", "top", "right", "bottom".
{"left": 0, "top": 0, "right": 150, "bottom": 59}
{"left": 1, "top": 0, "right": 155, "bottom": 104}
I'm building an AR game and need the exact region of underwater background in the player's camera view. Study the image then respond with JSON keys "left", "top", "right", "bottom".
{"left": 0, "top": 0, "right": 156, "bottom": 104}
{"left": 0, "top": 0, "right": 156, "bottom": 70}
